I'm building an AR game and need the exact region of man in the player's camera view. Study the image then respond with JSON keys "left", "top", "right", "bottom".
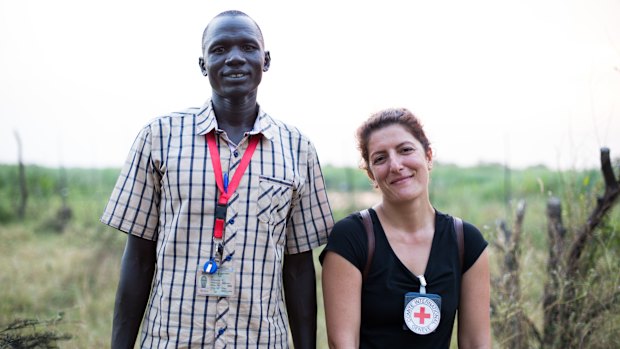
{"left": 101, "top": 10, "right": 333, "bottom": 348}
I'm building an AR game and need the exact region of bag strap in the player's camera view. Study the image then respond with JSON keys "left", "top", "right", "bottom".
{"left": 359, "top": 210, "right": 465, "bottom": 280}
{"left": 359, "top": 209, "right": 374, "bottom": 281}
{"left": 453, "top": 216, "right": 465, "bottom": 273}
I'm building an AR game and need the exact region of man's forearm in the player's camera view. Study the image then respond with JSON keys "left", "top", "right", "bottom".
{"left": 111, "top": 235, "right": 156, "bottom": 349}
{"left": 283, "top": 250, "right": 317, "bottom": 349}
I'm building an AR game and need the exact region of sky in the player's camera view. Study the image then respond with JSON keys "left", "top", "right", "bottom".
{"left": 1, "top": 0, "right": 619, "bottom": 170}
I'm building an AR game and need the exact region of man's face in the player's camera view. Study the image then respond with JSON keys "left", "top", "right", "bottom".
{"left": 200, "top": 15, "right": 270, "bottom": 99}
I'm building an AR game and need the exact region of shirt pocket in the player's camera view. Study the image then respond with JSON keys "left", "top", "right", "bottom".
{"left": 256, "top": 175, "right": 295, "bottom": 226}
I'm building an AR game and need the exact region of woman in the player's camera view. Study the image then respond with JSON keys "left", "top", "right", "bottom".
{"left": 320, "top": 108, "right": 491, "bottom": 348}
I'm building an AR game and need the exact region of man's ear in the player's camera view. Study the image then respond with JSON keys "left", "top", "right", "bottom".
{"left": 262, "top": 51, "right": 271, "bottom": 72}
{"left": 198, "top": 57, "right": 208, "bottom": 76}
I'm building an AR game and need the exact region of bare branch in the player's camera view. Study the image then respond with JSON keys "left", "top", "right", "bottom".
{"left": 510, "top": 200, "right": 525, "bottom": 253}
{"left": 14, "top": 130, "right": 28, "bottom": 219}
{"left": 543, "top": 196, "right": 566, "bottom": 346}
{"left": 600, "top": 147, "right": 617, "bottom": 190}
{"left": 523, "top": 315, "right": 543, "bottom": 347}
{"left": 567, "top": 148, "right": 620, "bottom": 275}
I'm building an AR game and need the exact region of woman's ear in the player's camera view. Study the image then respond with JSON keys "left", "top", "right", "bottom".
{"left": 426, "top": 148, "right": 433, "bottom": 171}
{"left": 366, "top": 167, "right": 376, "bottom": 185}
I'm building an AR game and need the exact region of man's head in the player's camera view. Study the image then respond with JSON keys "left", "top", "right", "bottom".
{"left": 199, "top": 11, "right": 271, "bottom": 99}
{"left": 201, "top": 11, "right": 265, "bottom": 51}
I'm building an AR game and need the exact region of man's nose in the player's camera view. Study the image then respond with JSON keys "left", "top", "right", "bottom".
{"left": 225, "top": 47, "right": 246, "bottom": 65}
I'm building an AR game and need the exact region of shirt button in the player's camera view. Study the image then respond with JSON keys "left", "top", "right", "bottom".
{"left": 228, "top": 219, "right": 235, "bottom": 225}
{"left": 233, "top": 150, "right": 239, "bottom": 157}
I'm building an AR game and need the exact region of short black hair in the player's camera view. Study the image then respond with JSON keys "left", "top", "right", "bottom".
{"left": 201, "top": 10, "right": 264, "bottom": 51}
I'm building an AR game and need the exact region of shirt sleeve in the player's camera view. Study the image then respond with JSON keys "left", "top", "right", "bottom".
{"left": 462, "top": 221, "right": 488, "bottom": 273}
{"left": 285, "top": 139, "right": 334, "bottom": 254}
{"left": 100, "top": 124, "right": 161, "bottom": 241}
{"left": 319, "top": 214, "right": 368, "bottom": 274}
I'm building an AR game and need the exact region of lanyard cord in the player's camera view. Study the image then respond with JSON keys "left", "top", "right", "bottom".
{"left": 206, "top": 131, "right": 261, "bottom": 239}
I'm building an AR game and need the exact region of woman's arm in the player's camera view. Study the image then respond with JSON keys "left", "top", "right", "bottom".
{"left": 321, "top": 251, "right": 362, "bottom": 349}
{"left": 458, "top": 247, "right": 491, "bottom": 349}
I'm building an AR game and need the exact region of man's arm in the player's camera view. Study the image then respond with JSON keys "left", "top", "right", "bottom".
{"left": 111, "top": 234, "right": 157, "bottom": 349}
{"left": 283, "top": 250, "right": 317, "bottom": 349}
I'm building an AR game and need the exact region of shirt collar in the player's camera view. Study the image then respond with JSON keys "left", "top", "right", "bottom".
{"left": 195, "top": 99, "right": 275, "bottom": 141}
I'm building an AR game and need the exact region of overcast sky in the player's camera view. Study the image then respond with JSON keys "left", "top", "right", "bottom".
{"left": 1, "top": 0, "right": 619, "bottom": 170}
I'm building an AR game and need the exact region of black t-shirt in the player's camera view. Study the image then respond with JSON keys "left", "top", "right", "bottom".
{"left": 319, "top": 208, "right": 488, "bottom": 349}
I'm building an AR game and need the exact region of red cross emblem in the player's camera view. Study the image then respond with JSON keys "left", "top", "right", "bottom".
{"left": 414, "top": 306, "right": 431, "bottom": 324}
{"left": 404, "top": 296, "right": 441, "bottom": 335}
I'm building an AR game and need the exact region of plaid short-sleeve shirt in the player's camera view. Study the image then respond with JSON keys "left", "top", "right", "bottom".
{"left": 101, "top": 100, "right": 334, "bottom": 348}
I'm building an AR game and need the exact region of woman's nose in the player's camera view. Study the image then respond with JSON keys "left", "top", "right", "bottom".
{"left": 388, "top": 156, "right": 403, "bottom": 172}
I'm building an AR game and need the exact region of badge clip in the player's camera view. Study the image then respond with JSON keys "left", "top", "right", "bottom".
{"left": 203, "top": 259, "right": 218, "bottom": 274}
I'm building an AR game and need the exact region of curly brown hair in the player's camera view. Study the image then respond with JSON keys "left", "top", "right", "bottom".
{"left": 356, "top": 107, "right": 431, "bottom": 172}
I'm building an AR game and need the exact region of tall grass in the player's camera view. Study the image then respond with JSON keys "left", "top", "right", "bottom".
{"left": 0, "top": 162, "right": 614, "bottom": 348}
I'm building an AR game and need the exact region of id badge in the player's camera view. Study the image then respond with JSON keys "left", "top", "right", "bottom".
{"left": 403, "top": 292, "right": 441, "bottom": 335}
{"left": 196, "top": 264, "right": 235, "bottom": 297}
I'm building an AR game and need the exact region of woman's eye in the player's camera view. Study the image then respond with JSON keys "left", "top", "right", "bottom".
{"left": 371, "top": 156, "right": 385, "bottom": 165}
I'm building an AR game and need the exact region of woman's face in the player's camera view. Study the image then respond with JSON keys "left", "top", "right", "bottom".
{"left": 366, "top": 124, "right": 432, "bottom": 205}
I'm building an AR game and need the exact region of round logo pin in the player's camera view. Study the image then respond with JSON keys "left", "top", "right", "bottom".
{"left": 404, "top": 296, "right": 441, "bottom": 335}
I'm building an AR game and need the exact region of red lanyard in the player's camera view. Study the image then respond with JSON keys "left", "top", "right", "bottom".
{"left": 206, "top": 131, "right": 260, "bottom": 239}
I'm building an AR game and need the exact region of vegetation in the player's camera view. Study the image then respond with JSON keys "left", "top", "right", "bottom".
{"left": 490, "top": 150, "right": 620, "bottom": 349}
{"left": 0, "top": 160, "right": 618, "bottom": 348}
{"left": 0, "top": 316, "right": 72, "bottom": 348}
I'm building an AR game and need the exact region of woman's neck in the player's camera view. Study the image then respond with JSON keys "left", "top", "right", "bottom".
{"left": 374, "top": 198, "right": 435, "bottom": 233}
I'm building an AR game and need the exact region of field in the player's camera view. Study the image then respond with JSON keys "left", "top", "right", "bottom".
{"left": 0, "top": 162, "right": 618, "bottom": 348}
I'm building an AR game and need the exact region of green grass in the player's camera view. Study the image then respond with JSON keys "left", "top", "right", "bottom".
{"left": 0, "top": 162, "right": 616, "bottom": 348}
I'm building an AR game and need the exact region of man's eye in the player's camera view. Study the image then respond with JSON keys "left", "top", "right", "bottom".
{"left": 242, "top": 44, "right": 257, "bottom": 51}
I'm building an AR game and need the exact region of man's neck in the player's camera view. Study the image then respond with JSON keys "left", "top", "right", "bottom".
{"left": 211, "top": 94, "right": 259, "bottom": 145}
